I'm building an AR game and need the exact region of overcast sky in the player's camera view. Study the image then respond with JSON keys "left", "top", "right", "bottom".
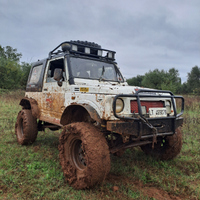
{"left": 0, "top": 0, "right": 199, "bottom": 83}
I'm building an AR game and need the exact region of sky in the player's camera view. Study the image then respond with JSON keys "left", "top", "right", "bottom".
{"left": 0, "top": 0, "right": 199, "bottom": 83}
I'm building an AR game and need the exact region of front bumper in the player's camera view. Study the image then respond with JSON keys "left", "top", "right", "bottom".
{"left": 110, "top": 89, "right": 184, "bottom": 138}
{"left": 107, "top": 117, "right": 183, "bottom": 138}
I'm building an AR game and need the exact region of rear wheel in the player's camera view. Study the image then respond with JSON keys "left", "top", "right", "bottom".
{"left": 58, "top": 122, "right": 110, "bottom": 189}
{"left": 15, "top": 110, "right": 38, "bottom": 145}
{"left": 141, "top": 127, "right": 182, "bottom": 160}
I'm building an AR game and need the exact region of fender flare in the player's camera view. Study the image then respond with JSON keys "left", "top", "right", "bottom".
{"left": 60, "top": 104, "right": 101, "bottom": 126}
{"left": 19, "top": 97, "right": 40, "bottom": 119}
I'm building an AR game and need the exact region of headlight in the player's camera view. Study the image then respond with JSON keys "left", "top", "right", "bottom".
{"left": 116, "top": 98, "right": 124, "bottom": 113}
{"left": 165, "top": 100, "right": 171, "bottom": 114}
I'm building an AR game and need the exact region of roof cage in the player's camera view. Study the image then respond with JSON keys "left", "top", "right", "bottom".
{"left": 48, "top": 40, "right": 116, "bottom": 61}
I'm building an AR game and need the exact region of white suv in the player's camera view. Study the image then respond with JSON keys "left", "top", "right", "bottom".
{"left": 15, "top": 40, "right": 184, "bottom": 189}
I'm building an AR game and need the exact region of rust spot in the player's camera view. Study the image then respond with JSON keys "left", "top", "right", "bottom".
{"left": 46, "top": 98, "right": 53, "bottom": 108}
{"left": 43, "top": 92, "right": 65, "bottom": 119}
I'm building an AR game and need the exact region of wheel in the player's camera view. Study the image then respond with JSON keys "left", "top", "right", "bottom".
{"left": 141, "top": 127, "right": 182, "bottom": 160}
{"left": 15, "top": 109, "right": 38, "bottom": 145}
{"left": 58, "top": 122, "right": 111, "bottom": 189}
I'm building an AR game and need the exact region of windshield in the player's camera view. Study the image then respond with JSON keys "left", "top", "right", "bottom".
{"left": 70, "top": 57, "right": 124, "bottom": 82}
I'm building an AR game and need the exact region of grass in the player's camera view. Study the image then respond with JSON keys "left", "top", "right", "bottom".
{"left": 0, "top": 90, "right": 200, "bottom": 199}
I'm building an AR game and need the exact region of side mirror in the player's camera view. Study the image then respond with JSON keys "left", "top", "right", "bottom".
{"left": 53, "top": 68, "right": 63, "bottom": 87}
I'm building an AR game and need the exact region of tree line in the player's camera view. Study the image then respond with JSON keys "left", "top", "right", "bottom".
{"left": 0, "top": 45, "right": 31, "bottom": 90}
{"left": 0, "top": 45, "right": 199, "bottom": 94}
{"left": 127, "top": 66, "right": 200, "bottom": 94}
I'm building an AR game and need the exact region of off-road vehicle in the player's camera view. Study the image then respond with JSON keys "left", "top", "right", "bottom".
{"left": 15, "top": 40, "right": 184, "bottom": 189}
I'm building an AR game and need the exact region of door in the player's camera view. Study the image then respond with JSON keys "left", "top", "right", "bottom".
{"left": 41, "top": 57, "right": 67, "bottom": 124}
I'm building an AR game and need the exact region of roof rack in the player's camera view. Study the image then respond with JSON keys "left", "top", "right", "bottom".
{"left": 48, "top": 40, "right": 116, "bottom": 61}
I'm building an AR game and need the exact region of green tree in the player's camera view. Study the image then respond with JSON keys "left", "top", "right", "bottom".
{"left": 20, "top": 62, "right": 31, "bottom": 89}
{"left": 0, "top": 58, "right": 21, "bottom": 89}
{"left": 0, "top": 45, "right": 22, "bottom": 62}
{"left": 142, "top": 69, "right": 166, "bottom": 90}
{"left": 161, "top": 68, "right": 181, "bottom": 94}
{"left": 141, "top": 68, "right": 181, "bottom": 94}
{"left": 0, "top": 45, "right": 30, "bottom": 89}
{"left": 179, "top": 82, "right": 189, "bottom": 94}
{"left": 187, "top": 65, "right": 200, "bottom": 94}
{"left": 127, "top": 75, "right": 144, "bottom": 86}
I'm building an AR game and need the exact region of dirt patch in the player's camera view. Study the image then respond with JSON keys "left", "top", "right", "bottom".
{"left": 0, "top": 183, "right": 8, "bottom": 193}
{"left": 58, "top": 122, "right": 110, "bottom": 189}
{"left": 141, "top": 187, "right": 181, "bottom": 200}
{"left": 106, "top": 173, "right": 192, "bottom": 200}
{"left": 33, "top": 145, "right": 40, "bottom": 152}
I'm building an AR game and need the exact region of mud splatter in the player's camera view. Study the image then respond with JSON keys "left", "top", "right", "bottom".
{"left": 58, "top": 122, "right": 111, "bottom": 189}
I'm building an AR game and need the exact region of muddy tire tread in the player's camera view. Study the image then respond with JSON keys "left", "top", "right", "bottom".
{"left": 141, "top": 127, "right": 183, "bottom": 160}
{"left": 15, "top": 109, "right": 38, "bottom": 145}
{"left": 58, "top": 122, "right": 111, "bottom": 189}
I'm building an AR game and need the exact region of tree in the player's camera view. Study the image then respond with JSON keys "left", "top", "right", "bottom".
{"left": 161, "top": 68, "right": 181, "bottom": 94}
{"left": 0, "top": 45, "right": 30, "bottom": 89}
{"left": 0, "top": 58, "right": 21, "bottom": 89}
{"left": 142, "top": 69, "right": 166, "bottom": 90}
{"left": 140, "top": 68, "right": 181, "bottom": 94}
{"left": 20, "top": 62, "right": 31, "bottom": 89}
{"left": 187, "top": 65, "right": 200, "bottom": 94}
{"left": 179, "top": 82, "right": 189, "bottom": 94}
{"left": 127, "top": 75, "right": 144, "bottom": 86}
{"left": 0, "top": 45, "right": 22, "bottom": 62}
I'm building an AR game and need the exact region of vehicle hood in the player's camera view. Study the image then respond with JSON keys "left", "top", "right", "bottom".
{"left": 72, "top": 82, "right": 150, "bottom": 95}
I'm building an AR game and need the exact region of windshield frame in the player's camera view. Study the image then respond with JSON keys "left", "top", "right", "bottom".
{"left": 67, "top": 55, "right": 124, "bottom": 83}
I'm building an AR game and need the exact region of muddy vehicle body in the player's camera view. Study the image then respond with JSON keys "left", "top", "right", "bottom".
{"left": 15, "top": 40, "right": 184, "bottom": 189}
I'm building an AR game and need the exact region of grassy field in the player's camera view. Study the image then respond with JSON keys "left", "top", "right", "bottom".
{"left": 0, "top": 90, "right": 199, "bottom": 200}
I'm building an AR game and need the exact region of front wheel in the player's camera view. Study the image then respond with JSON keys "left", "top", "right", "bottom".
{"left": 141, "top": 127, "right": 183, "bottom": 160}
{"left": 58, "top": 122, "right": 110, "bottom": 189}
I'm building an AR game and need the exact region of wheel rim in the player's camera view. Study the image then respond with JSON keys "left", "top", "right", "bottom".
{"left": 71, "top": 139, "right": 86, "bottom": 170}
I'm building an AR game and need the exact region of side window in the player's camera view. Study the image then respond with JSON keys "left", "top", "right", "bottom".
{"left": 28, "top": 65, "right": 42, "bottom": 84}
{"left": 46, "top": 58, "right": 65, "bottom": 82}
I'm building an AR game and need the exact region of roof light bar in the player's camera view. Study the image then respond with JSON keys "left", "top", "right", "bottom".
{"left": 49, "top": 41, "right": 116, "bottom": 61}
{"left": 108, "top": 52, "right": 115, "bottom": 59}
{"left": 85, "top": 47, "right": 90, "bottom": 54}
{"left": 98, "top": 50, "right": 102, "bottom": 56}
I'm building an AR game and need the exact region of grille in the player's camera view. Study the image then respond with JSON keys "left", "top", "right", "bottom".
{"left": 130, "top": 100, "right": 164, "bottom": 113}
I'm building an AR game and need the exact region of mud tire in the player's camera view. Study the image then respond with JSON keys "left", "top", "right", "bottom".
{"left": 141, "top": 127, "right": 182, "bottom": 160}
{"left": 58, "top": 122, "right": 111, "bottom": 189}
{"left": 15, "top": 109, "right": 38, "bottom": 145}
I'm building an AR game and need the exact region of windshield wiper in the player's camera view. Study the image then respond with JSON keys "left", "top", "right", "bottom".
{"left": 99, "top": 66, "right": 105, "bottom": 82}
